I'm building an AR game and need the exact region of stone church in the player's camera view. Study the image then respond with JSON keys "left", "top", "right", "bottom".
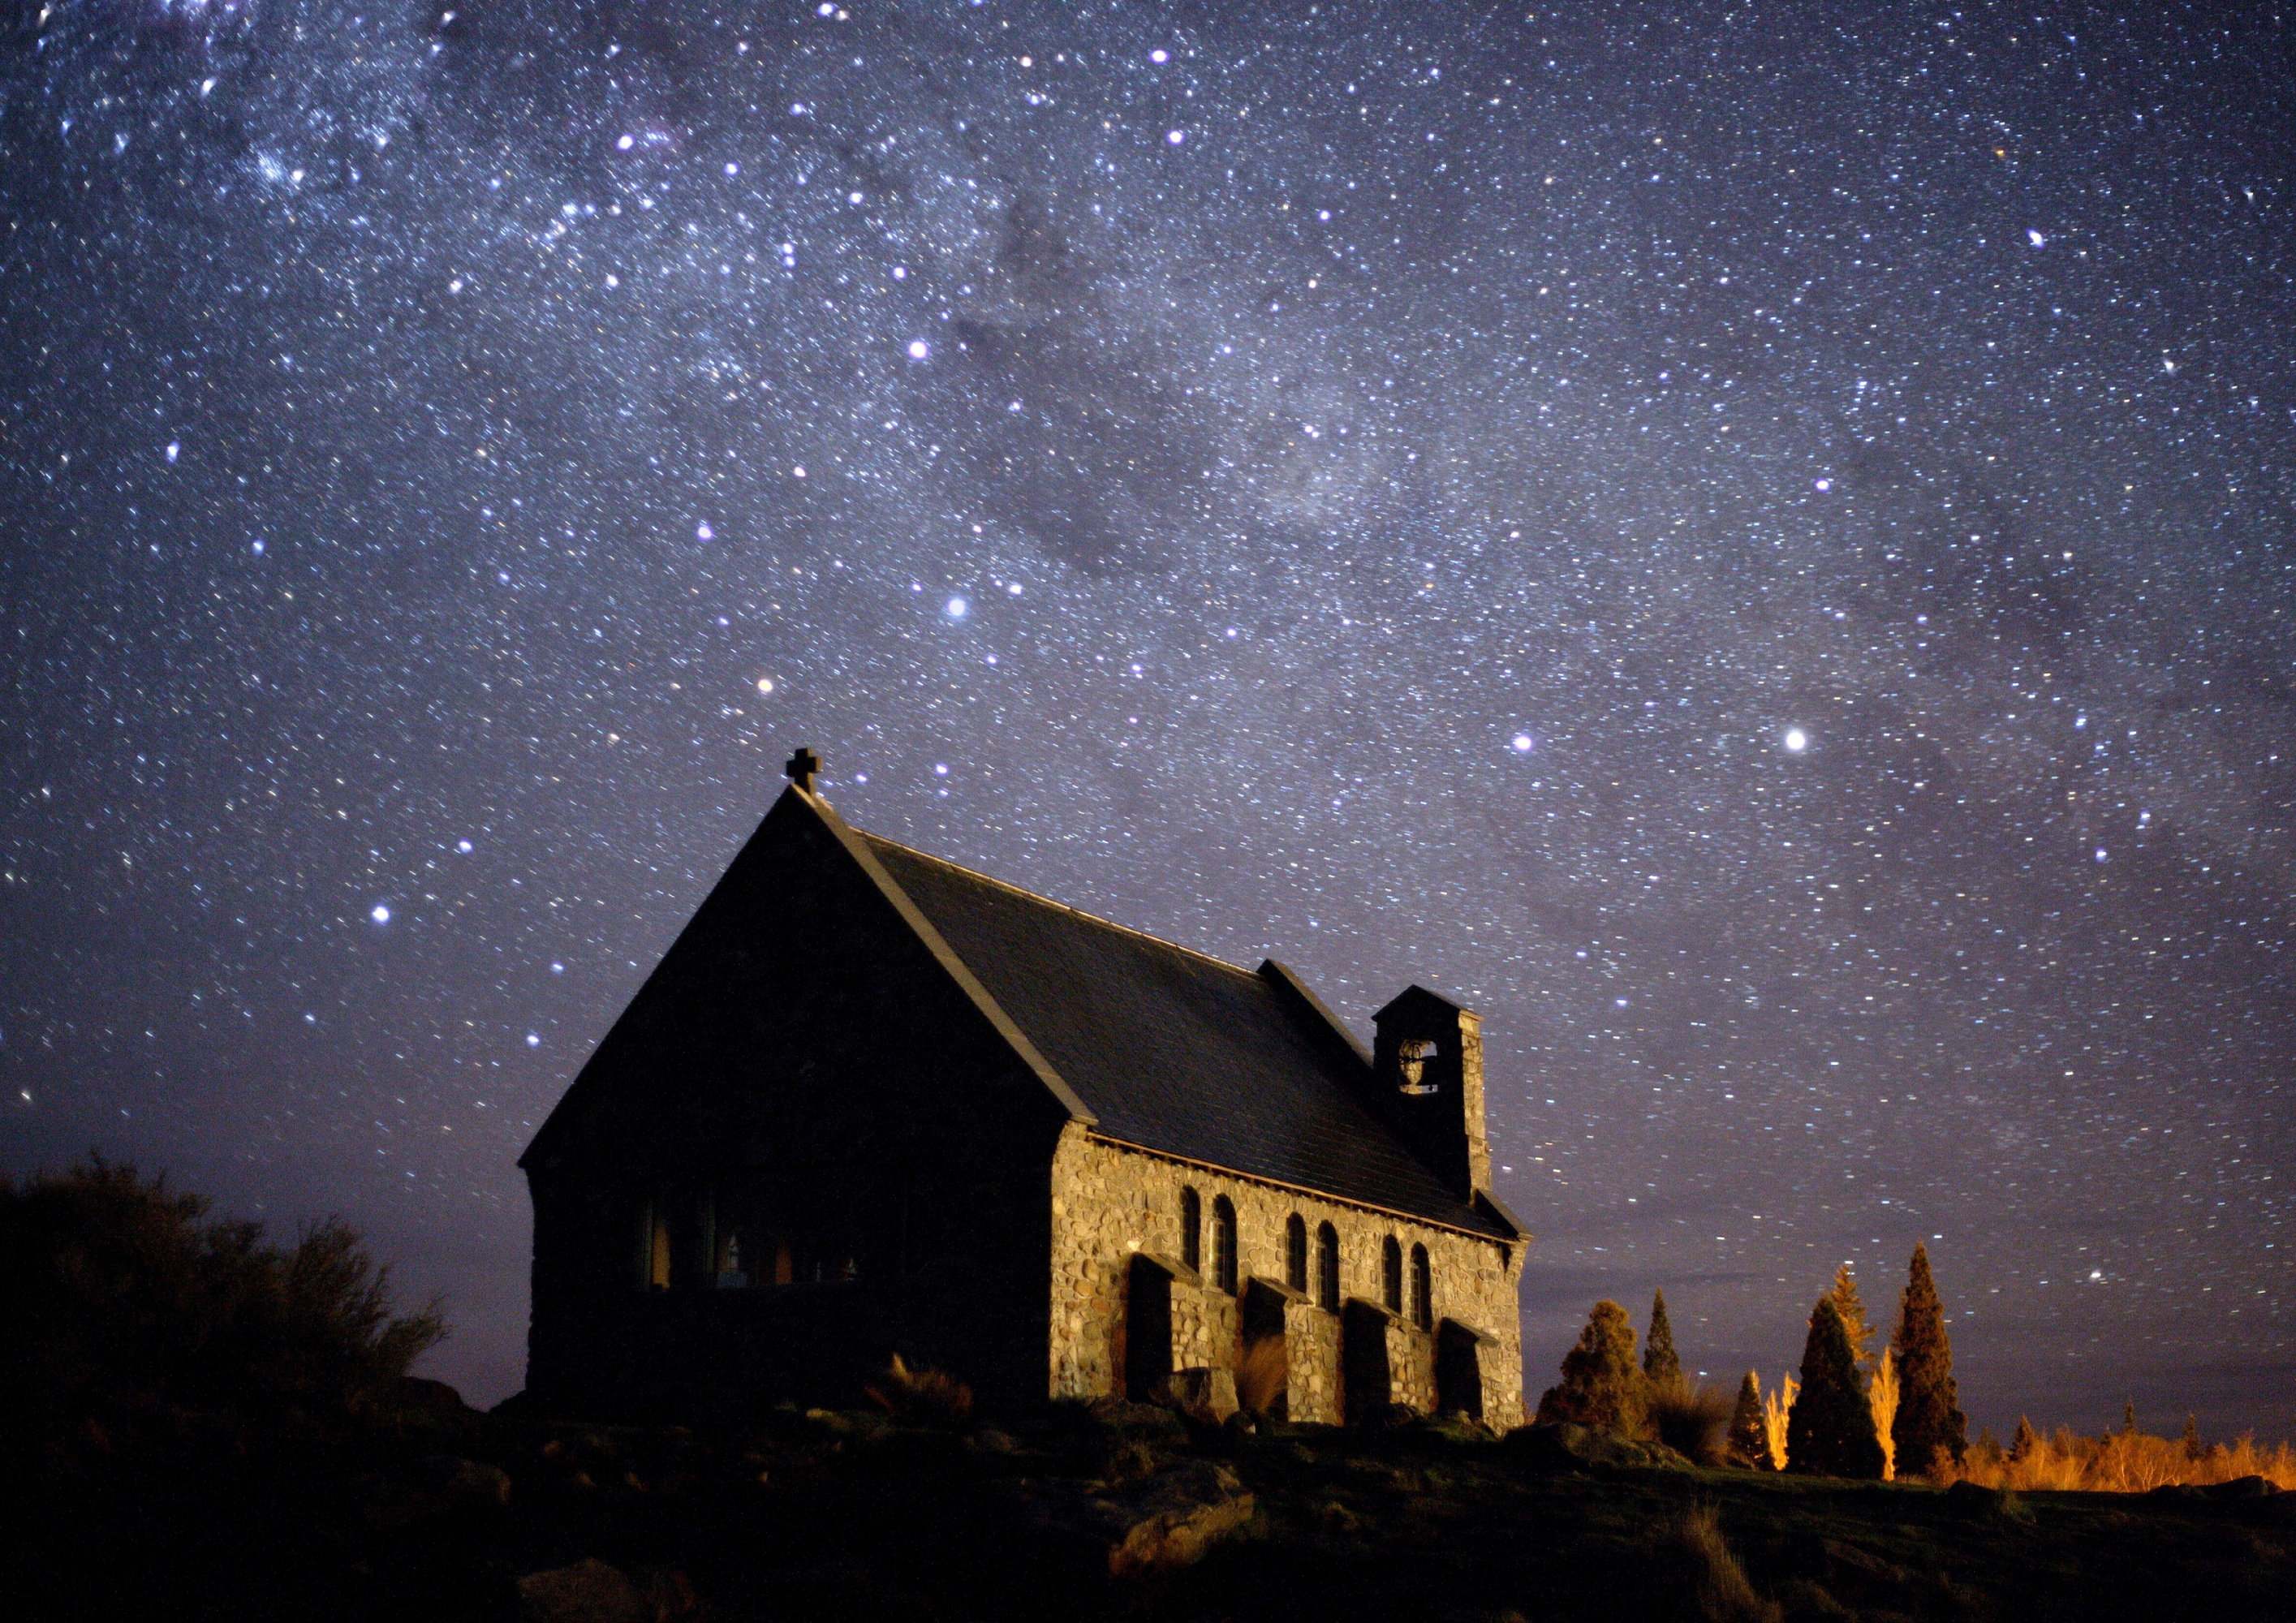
{"left": 520, "top": 751, "right": 1527, "bottom": 1426}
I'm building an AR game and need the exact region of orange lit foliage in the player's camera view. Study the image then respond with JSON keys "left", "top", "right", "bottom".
{"left": 1949, "top": 1426, "right": 2296, "bottom": 1493}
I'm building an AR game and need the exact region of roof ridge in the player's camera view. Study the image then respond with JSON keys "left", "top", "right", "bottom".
{"left": 855, "top": 829, "right": 1273, "bottom": 985}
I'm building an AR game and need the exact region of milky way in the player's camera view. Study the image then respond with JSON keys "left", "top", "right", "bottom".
{"left": 3, "top": 1, "right": 2291, "bottom": 1434}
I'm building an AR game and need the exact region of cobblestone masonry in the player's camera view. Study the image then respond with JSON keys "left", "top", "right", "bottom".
{"left": 1048, "top": 1124, "right": 1523, "bottom": 1427}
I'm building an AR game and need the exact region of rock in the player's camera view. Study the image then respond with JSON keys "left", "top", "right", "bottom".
{"left": 969, "top": 1426, "right": 1022, "bottom": 1455}
{"left": 1941, "top": 1479, "right": 2031, "bottom": 1521}
{"left": 1010, "top": 1460, "right": 1256, "bottom": 1578}
{"left": 516, "top": 1559, "right": 649, "bottom": 1623}
{"left": 390, "top": 1376, "right": 472, "bottom": 1416}
{"left": 2148, "top": 1483, "right": 2206, "bottom": 1501}
{"left": 1502, "top": 1421, "right": 1686, "bottom": 1472}
{"left": 416, "top": 1454, "right": 513, "bottom": 1513}
{"left": 1155, "top": 1367, "right": 1239, "bottom": 1423}
{"left": 2204, "top": 1474, "right": 2278, "bottom": 1500}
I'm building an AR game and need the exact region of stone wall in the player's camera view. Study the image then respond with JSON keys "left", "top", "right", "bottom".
{"left": 1048, "top": 1125, "right": 1524, "bottom": 1427}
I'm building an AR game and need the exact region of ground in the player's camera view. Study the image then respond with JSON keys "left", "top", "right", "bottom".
{"left": 11, "top": 1394, "right": 2293, "bottom": 1622}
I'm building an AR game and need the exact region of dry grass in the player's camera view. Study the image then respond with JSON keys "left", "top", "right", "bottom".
{"left": 864, "top": 1354, "right": 973, "bottom": 1427}
{"left": 1665, "top": 1503, "right": 1782, "bottom": 1623}
{"left": 1650, "top": 1384, "right": 1734, "bottom": 1466}
{"left": 1947, "top": 1425, "right": 2296, "bottom": 1493}
{"left": 1234, "top": 1335, "right": 1288, "bottom": 1416}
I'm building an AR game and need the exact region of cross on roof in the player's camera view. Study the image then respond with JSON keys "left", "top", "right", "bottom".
{"left": 784, "top": 747, "right": 821, "bottom": 792}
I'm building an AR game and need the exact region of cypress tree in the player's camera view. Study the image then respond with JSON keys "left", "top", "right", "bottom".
{"left": 1889, "top": 1242, "right": 1967, "bottom": 1475}
{"left": 1828, "top": 1262, "right": 1874, "bottom": 1380}
{"left": 2010, "top": 1416, "right": 2038, "bottom": 1462}
{"left": 1727, "top": 1371, "right": 1768, "bottom": 1468}
{"left": 1786, "top": 1296, "right": 1885, "bottom": 1478}
{"left": 1643, "top": 1289, "right": 1684, "bottom": 1393}
{"left": 2181, "top": 1414, "right": 2203, "bottom": 1460}
{"left": 1535, "top": 1299, "right": 1647, "bottom": 1436}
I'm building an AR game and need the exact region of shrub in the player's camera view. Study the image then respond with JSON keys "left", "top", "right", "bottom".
{"left": 0, "top": 1157, "right": 444, "bottom": 1461}
{"left": 1651, "top": 1383, "right": 1734, "bottom": 1466}
{"left": 865, "top": 1354, "right": 974, "bottom": 1427}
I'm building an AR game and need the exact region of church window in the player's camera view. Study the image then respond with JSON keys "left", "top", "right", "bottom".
{"left": 1284, "top": 1213, "right": 1308, "bottom": 1293}
{"left": 639, "top": 1197, "right": 672, "bottom": 1291}
{"left": 715, "top": 1224, "right": 748, "bottom": 1289}
{"left": 1381, "top": 1234, "right": 1403, "bottom": 1315}
{"left": 1411, "top": 1243, "right": 1432, "bottom": 1329}
{"left": 1398, "top": 1037, "right": 1439, "bottom": 1094}
{"left": 1179, "top": 1186, "right": 1202, "bottom": 1272}
{"left": 1316, "top": 1222, "right": 1341, "bottom": 1311}
{"left": 1211, "top": 1195, "right": 1238, "bottom": 1294}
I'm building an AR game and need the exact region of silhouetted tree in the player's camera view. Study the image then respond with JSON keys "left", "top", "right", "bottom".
{"left": 0, "top": 1157, "right": 444, "bottom": 1459}
{"left": 1727, "top": 1371, "right": 1768, "bottom": 1468}
{"left": 1889, "top": 1242, "right": 1966, "bottom": 1475}
{"left": 2181, "top": 1414, "right": 2203, "bottom": 1460}
{"left": 1828, "top": 1262, "right": 1874, "bottom": 1383}
{"left": 1536, "top": 1299, "right": 1647, "bottom": 1436}
{"left": 1786, "top": 1296, "right": 1884, "bottom": 1478}
{"left": 1643, "top": 1289, "right": 1683, "bottom": 1393}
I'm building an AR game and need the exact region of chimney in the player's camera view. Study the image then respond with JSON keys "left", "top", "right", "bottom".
{"left": 1370, "top": 986, "right": 1490, "bottom": 1199}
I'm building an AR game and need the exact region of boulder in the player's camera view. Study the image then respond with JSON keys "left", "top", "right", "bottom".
{"left": 1155, "top": 1367, "right": 1239, "bottom": 1423}
{"left": 415, "top": 1454, "right": 513, "bottom": 1513}
{"left": 1503, "top": 1420, "right": 1687, "bottom": 1472}
{"left": 2204, "top": 1474, "right": 2278, "bottom": 1500}
{"left": 1010, "top": 1459, "right": 1256, "bottom": 1578}
{"left": 516, "top": 1559, "right": 649, "bottom": 1623}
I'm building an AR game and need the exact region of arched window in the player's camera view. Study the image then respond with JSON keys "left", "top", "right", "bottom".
{"left": 1212, "top": 1195, "right": 1239, "bottom": 1294}
{"left": 1381, "top": 1234, "right": 1403, "bottom": 1315}
{"left": 1316, "top": 1222, "right": 1341, "bottom": 1311}
{"left": 1411, "top": 1243, "right": 1433, "bottom": 1329}
{"left": 1179, "top": 1186, "right": 1202, "bottom": 1272}
{"left": 1285, "top": 1213, "right": 1309, "bottom": 1293}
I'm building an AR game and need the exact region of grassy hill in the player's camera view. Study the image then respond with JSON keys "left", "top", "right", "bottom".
{"left": 11, "top": 1393, "right": 2293, "bottom": 1622}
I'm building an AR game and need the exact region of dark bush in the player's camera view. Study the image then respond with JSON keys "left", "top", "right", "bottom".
{"left": 1650, "top": 1384, "right": 1734, "bottom": 1466}
{"left": 0, "top": 1157, "right": 445, "bottom": 1461}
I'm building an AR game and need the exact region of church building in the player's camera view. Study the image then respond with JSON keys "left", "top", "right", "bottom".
{"left": 520, "top": 751, "right": 1527, "bottom": 1425}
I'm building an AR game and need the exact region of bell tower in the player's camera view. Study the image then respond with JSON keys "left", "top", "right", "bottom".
{"left": 1370, "top": 985, "right": 1490, "bottom": 1199}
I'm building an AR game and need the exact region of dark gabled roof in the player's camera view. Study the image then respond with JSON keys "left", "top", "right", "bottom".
{"left": 857, "top": 830, "right": 1506, "bottom": 1238}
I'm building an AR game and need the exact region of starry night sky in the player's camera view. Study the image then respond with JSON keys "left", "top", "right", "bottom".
{"left": 3, "top": 0, "right": 2291, "bottom": 1436}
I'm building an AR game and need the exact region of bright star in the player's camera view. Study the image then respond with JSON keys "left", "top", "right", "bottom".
{"left": 1166, "top": 129, "right": 1187, "bottom": 144}
{"left": 907, "top": 339, "right": 930, "bottom": 359}
{"left": 945, "top": 596, "right": 968, "bottom": 618}
{"left": 369, "top": 904, "right": 391, "bottom": 924}
{"left": 2027, "top": 229, "right": 2047, "bottom": 248}
{"left": 756, "top": 677, "right": 775, "bottom": 695}
{"left": 1511, "top": 734, "right": 1535, "bottom": 753}
{"left": 1784, "top": 729, "right": 1808, "bottom": 752}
